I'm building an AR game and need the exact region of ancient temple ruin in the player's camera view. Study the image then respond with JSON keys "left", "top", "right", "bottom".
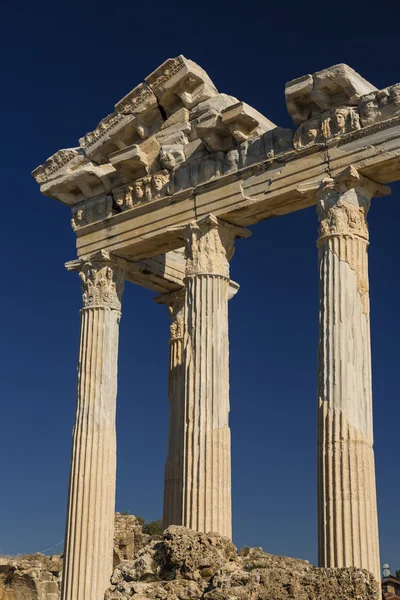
{"left": 32, "top": 56, "right": 400, "bottom": 600}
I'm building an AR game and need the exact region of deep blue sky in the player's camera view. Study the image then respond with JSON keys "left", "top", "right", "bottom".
{"left": 1, "top": 0, "right": 399, "bottom": 573}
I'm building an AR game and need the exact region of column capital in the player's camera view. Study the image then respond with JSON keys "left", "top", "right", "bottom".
{"left": 185, "top": 214, "right": 250, "bottom": 278}
{"left": 154, "top": 290, "right": 185, "bottom": 341}
{"left": 317, "top": 165, "right": 390, "bottom": 202}
{"left": 66, "top": 250, "right": 125, "bottom": 311}
{"left": 316, "top": 167, "right": 390, "bottom": 244}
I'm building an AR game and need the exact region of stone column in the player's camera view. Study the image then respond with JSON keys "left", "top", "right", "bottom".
{"left": 156, "top": 291, "right": 185, "bottom": 530}
{"left": 62, "top": 250, "right": 125, "bottom": 600}
{"left": 180, "top": 214, "right": 247, "bottom": 538}
{"left": 317, "top": 167, "right": 388, "bottom": 582}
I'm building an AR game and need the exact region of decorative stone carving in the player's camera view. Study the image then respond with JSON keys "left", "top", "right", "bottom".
{"left": 115, "top": 82, "right": 157, "bottom": 116}
{"left": 221, "top": 101, "right": 276, "bottom": 142}
{"left": 79, "top": 263, "right": 124, "bottom": 310}
{"left": 294, "top": 107, "right": 361, "bottom": 149}
{"left": 32, "top": 149, "right": 81, "bottom": 184}
{"left": 145, "top": 55, "right": 218, "bottom": 115}
{"left": 112, "top": 170, "right": 170, "bottom": 210}
{"left": 185, "top": 214, "right": 235, "bottom": 278}
{"left": 286, "top": 64, "right": 377, "bottom": 125}
{"left": 66, "top": 251, "right": 125, "bottom": 311}
{"left": 160, "top": 144, "right": 186, "bottom": 171}
{"left": 71, "top": 195, "right": 114, "bottom": 230}
{"left": 317, "top": 197, "right": 369, "bottom": 240}
{"left": 109, "top": 144, "right": 149, "bottom": 179}
{"left": 359, "top": 83, "right": 400, "bottom": 126}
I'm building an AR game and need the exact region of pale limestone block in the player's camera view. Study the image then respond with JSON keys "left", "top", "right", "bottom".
{"left": 221, "top": 101, "right": 276, "bottom": 142}
{"left": 195, "top": 112, "right": 234, "bottom": 152}
{"left": 161, "top": 107, "right": 190, "bottom": 128}
{"left": 109, "top": 144, "right": 149, "bottom": 179}
{"left": 156, "top": 121, "right": 192, "bottom": 146}
{"left": 189, "top": 94, "right": 239, "bottom": 122}
{"left": 286, "top": 64, "right": 377, "bottom": 125}
{"left": 40, "top": 162, "right": 117, "bottom": 205}
{"left": 145, "top": 55, "right": 218, "bottom": 115}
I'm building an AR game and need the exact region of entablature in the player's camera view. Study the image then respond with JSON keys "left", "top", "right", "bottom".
{"left": 33, "top": 56, "right": 400, "bottom": 265}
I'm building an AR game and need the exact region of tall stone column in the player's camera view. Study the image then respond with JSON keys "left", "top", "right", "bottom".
{"left": 317, "top": 167, "right": 388, "bottom": 582}
{"left": 180, "top": 214, "right": 247, "bottom": 538}
{"left": 62, "top": 251, "right": 125, "bottom": 600}
{"left": 156, "top": 291, "right": 185, "bottom": 529}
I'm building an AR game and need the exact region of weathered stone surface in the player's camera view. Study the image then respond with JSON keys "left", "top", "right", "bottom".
{"left": 286, "top": 64, "right": 377, "bottom": 125}
{"left": 114, "top": 513, "right": 150, "bottom": 568}
{"left": 105, "top": 526, "right": 379, "bottom": 600}
{"left": 0, "top": 514, "right": 150, "bottom": 600}
{"left": 0, "top": 554, "right": 62, "bottom": 600}
{"left": 316, "top": 168, "right": 387, "bottom": 584}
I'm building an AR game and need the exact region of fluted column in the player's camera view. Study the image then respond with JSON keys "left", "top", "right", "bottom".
{"left": 62, "top": 251, "right": 125, "bottom": 600}
{"left": 180, "top": 214, "right": 247, "bottom": 538}
{"left": 317, "top": 167, "right": 388, "bottom": 582}
{"left": 157, "top": 291, "right": 185, "bottom": 529}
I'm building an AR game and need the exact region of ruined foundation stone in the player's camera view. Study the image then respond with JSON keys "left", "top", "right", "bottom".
{"left": 105, "top": 526, "right": 379, "bottom": 600}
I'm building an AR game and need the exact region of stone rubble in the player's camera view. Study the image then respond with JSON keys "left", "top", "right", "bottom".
{"left": 105, "top": 526, "right": 379, "bottom": 600}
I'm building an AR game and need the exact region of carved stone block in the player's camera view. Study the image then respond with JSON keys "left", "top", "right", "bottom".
{"left": 145, "top": 55, "right": 218, "bottom": 115}
{"left": 109, "top": 144, "right": 150, "bottom": 179}
{"left": 294, "top": 107, "right": 361, "bottom": 150}
{"left": 221, "top": 101, "right": 276, "bottom": 142}
{"left": 286, "top": 64, "right": 376, "bottom": 125}
{"left": 71, "top": 195, "right": 114, "bottom": 230}
{"left": 359, "top": 83, "right": 400, "bottom": 126}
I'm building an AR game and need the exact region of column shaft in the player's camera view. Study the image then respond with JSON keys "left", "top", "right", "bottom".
{"left": 162, "top": 294, "right": 185, "bottom": 529}
{"left": 62, "top": 254, "right": 124, "bottom": 600}
{"left": 180, "top": 214, "right": 242, "bottom": 538}
{"left": 183, "top": 273, "right": 231, "bottom": 536}
{"left": 316, "top": 173, "right": 380, "bottom": 582}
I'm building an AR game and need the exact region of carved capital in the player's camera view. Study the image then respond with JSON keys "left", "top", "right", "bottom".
{"left": 316, "top": 167, "right": 390, "bottom": 242}
{"left": 66, "top": 250, "right": 125, "bottom": 311}
{"left": 155, "top": 290, "right": 185, "bottom": 341}
{"left": 185, "top": 214, "right": 247, "bottom": 278}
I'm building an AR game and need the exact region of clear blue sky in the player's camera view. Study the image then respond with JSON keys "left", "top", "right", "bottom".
{"left": 1, "top": 0, "right": 399, "bottom": 573}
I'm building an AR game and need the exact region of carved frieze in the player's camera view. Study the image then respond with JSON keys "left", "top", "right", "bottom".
{"left": 112, "top": 170, "right": 170, "bottom": 210}
{"left": 294, "top": 107, "right": 360, "bottom": 149}
{"left": 359, "top": 84, "right": 400, "bottom": 126}
{"left": 115, "top": 83, "right": 157, "bottom": 116}
{"left": 81, "top": 112, "right": 125, "bottom": 148}
{"left": 71, "top": 196, "right": 114, "bottom": 230}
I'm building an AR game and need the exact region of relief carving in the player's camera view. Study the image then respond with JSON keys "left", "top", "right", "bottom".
{"left": 159, "top": 145, "right": 186, "bottom": 171}
{"left": 32, "top": 149, "right": 79, "bottom": 184}
{"left": 71, "top": 196, "right": 113, "bottom": 230}
{"left": 112, "top": 171, "right": 170, "bottom": 211}
{"left": 294, "top": 107, "right": 361, "bottom": 149}
{"left": 359, "top": 83, "right": 400, "bottom": 126}
{"left": 81, "top": 112, "right": 125, "bottom": 148}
